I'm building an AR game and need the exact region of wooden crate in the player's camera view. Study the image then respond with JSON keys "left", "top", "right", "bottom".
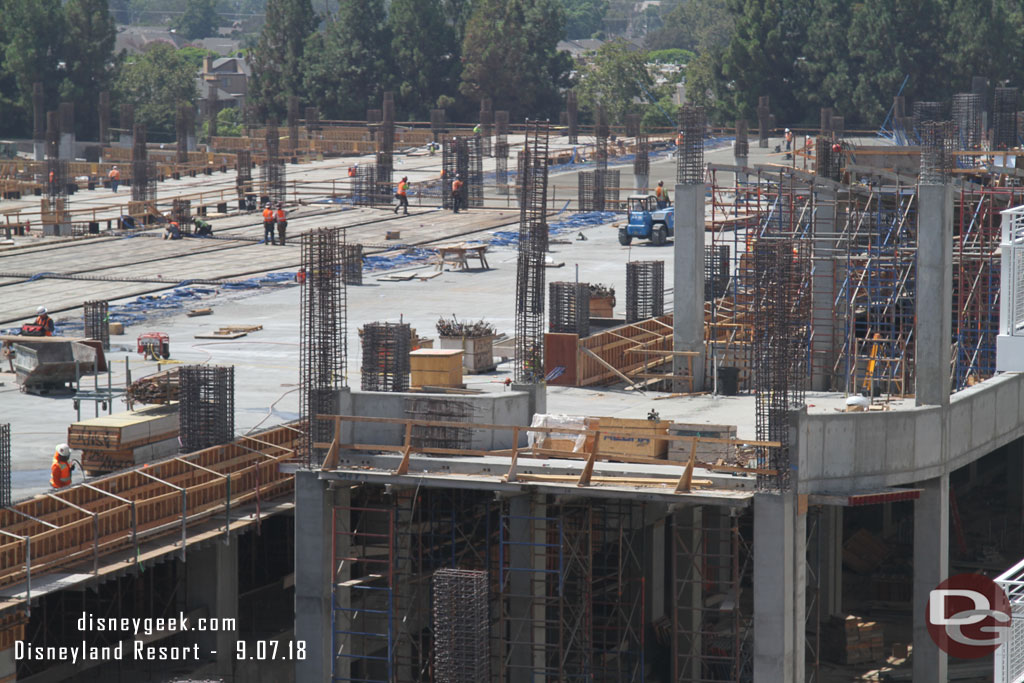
{"left": 596, "top": 417, "right": 671, "bottom": 458}
{"left": 439, "top": 336, "right": 496, "bottom": 373}
{"left": 68, "top": 402, "right": 180, "bottom": 474}
{"left": 410, "top": 349, "right": 463, "bottom": 388}
{"left": 590, "top": 296, "right": 615, "bottom": 318}
{"left": 668, "top": 423, "right": 737, "bottom": 463}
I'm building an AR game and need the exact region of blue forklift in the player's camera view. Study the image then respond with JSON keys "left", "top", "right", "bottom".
{"left": 618, "top": 194, "right": 674, "bottom": 246}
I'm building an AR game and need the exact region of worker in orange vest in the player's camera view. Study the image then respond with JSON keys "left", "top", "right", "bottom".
{"left": 108, "top": 166, "right": 120, "bottom": 192}
{"left": 50, "top": 443, "right": 75, "bottom": 489}
{"left": 784, "top": 129, "right": 793, "bottom": 151}
{"left": 33, "top": 306, "right": 54, "bottom": 336}
{"left": 275, "top": 203, "right": 287, "bottom": 245}
{"left": 654, "top": 180, "right": 670, "bottom": 209}
{"left": 394, "top": 176, "right": 409, "bottom": 216}
{"left": 451, "top": 176, "right": 465, "bottom": 214}
{"left": 347, "top": 165, "right": 356, "bottom": 178}
{"left": 262, "top": 202, "right": 276, "bottom": 245}
{"left": 48, "top": 169, "right": 55, "bottom": 190}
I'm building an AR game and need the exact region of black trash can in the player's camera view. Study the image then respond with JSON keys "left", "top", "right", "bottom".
{"left": 718, "top": 367, "right": 740, "bottom": 396}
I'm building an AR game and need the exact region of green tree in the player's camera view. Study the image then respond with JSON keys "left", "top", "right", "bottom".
{"left": 575, "top": 39, "right": 652, "bottom": 125}
{"left": 389, "top": 0, "right": 459, "bottom": 120}
{"left": 793, "top": 0, "right": 853, "bottom": 120}
{"left": 460, "top": 0, "right": 572, "bottom": 119}
{"left": 562, "top": 0, "right": 609, "bottom": 39}
{"left": 201, "top": 105, "right": 244, "bottom": 142}
{"left": 61, "top": 0, "right": 119, "bottom": 138}
{"left": 249, "top": 0, "right": 318, "bottom": 120}
{"left": 113, "top": 43, "right": 197, "bottom": 138}
{"left": 942, "top": 0, "right": 1021, "bottom": 92}
{"left": 0, "top": 0, "right": 66, "bottom": 134}
{"left": 172, "top": 0, "right": 221, "bottom": 40}
{"left": 303, "top": 0, "right": 391, "bottom": 120}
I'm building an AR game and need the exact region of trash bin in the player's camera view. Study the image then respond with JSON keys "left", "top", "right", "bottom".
{"left": 718, "top": 367, "right": 739, "bottom": 396}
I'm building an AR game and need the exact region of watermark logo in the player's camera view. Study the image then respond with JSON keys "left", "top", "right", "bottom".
{"left": 927, "top": 573, "right": 1011, "bottom": 658}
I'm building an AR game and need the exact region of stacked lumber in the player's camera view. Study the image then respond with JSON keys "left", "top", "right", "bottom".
{"left": 823, "top": 615, "right": 885, "bottom": 664}
{"left": 68, "top": 402, "right": 180, "bottom": 474}
{"left": 127, "top": 368, "right": 179, "bottom": 405}
{"left": 597, "top": 417, "right": 671, "bottom": 458}
{"left": 668, "top": 423, "right": 737, "bottom": 463}
{"left": 842, "top": 529, "right": 890, "bottom": 574}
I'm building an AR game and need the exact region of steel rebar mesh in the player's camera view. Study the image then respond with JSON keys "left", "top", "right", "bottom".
{"left": 753, "top": 239, "right": 810, "bottom": 490}
{"left": 567, "top": 90, "right": 579, "bottom": 143}
{"left": 495, "top": 110, "right": 509, "bottom": 195}
{"left": 704, "top": 245, "right": 729, "bottom": 301}
{"left": 952, "top": 93, "right": 982, "bottom": 149}
{"left": 441, "top": 136, "right": 481, "bottom": 208}
{"left": 171, "top": 198, "right": 191, "bottom": 227}
{"left": 757, "top": 95, "right": 770, "bottom": 147}
{"left": 432, "top": 568, "right": 489, "bottom": 682}
{"left": 83, "top": 300, "right": 109, "bottom": 350}
{"left": 361, "top": 322, "right": 411, "bottom": 392}
{"left": 261, "top": 121, "right": 286, "bottom": 204}
{"left": 44, "top": 110, "right": 70, "bottom": 231}
{"left": 300, "top": 227, "right": 347, "bottom": 466}
{"left": 0, "top": 424, "right": 8, "bottom": 508}
{"left": 32, "top": 83, "right": 44, "bottom": 142}
{"left": 352, "top": 164, "right": 377, "bottom": 206}
{"left": 594, "top": 106, "right": 609, "bottom": 212}
{"left": 677, "top": 105, "right": 705, "bottom": 185}
{"left": 514, "top": 120, "right": 550, "bottom": 383}
{"left": 993, "top": 87, "right": 1020, "bottom": 150}
{"left": 920, "top": 120, "right": 956, "bottom": 185}
{"left": 98, "top": 91, "right": 110, "bottom": 145}
{"left": 179, "top": 365, "right": 235, "bottom": 453}
{"left": 131, "top": 125, "right": 155, "bottom": 202}
{"left": 342, "top": 243, "right": 363, "bottom": 285}
{"left": 287, "top": 96, "right": 300, "bottom": 154}
{"left": 735, "top": 119, "right": 749, "bottom": 158}
{"left": 635, "top": 125, "right": 650, "bottom": 177}
{"left": 912, "top": 101, "right": 942, "bottom": 137}
{"left": 405, "top": 397, "right": 474, "bottom": 451}
{"left": 236, "top": 149, "right": 253, "bottom": 198}
{"left": 814, "top": 137, "right": 841, "bottom": 181}
{"left": 467, "top": 135, "right": 483, "bottom": 207}
{"left": 625, "top": 260, "right": 665, "bottom": 323}
{"left": 549, "top": 281, "right": 591, "bottom": 336}
{"left": 479, "top": 98, "right": 493, "bottom": 156}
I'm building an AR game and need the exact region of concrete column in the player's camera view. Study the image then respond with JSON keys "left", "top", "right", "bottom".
{"left": 1007, "top": 438, "right": 1024, "bottom": 525}
{"left": 913, "top": 474, "right": 949, "bottom": 682}
{"left": 734, "top": 157, "right": 748, "bottom": 185}
{"left": 59, "top": 133, "right": 74, "bottom": 160}
{"left": 507, "top": 493, "right": 544, "bottom": 683}
{"left": 673, "top": 505, "right": 703, "bottom": 680}
{"left": 811, "top": 187, "right": 837, "bottom": 390}
{"left": 644, "top": 507, "right": 667, "bottom": 623}
{"left": 294, "top": 471, "right": 335, "bottom": 682}
{"left": 916, "top": 183, "right": 953, "bottom": 407}
{"left": 673, "top": 182, "right": 705, "bottom": 391}
{"left": 0, "top": 646, "right": 14, "bottom": 681}
{"left": 634, "top": 173, "right": 649, "bottom": 194}
{"left": 753, "top": 492, "right": 805, "bottom": 682}
{"left": 187, "top": 538, "right": 238, "bottom": 677}
{"left": 809, "top": 505, "right": 843, "bottom": 619}
{"left": 511, "top": 382, "right": 546, "bottom": 419}
{"left": 33, "top": 141, "right": 45, "bottom": 161}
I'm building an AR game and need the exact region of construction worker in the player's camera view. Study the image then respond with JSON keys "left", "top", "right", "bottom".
{"left": 275, "top": 203, "right": 287, "bottom": 245}
{"left": 394, "top": 176, "right": 409, "bottom": 215}
{"left": 675, "top": 130, "right": 684, "bottom": 147}
{"left": 108, "top": 165, "right": 120, "bottom": 192}
{"left": 784, "top": 129, "right": 793, "bottom": 151}
{"left": 48, "top": 169, "right": 55, "bottom": 191}
{"left": 50, "top": 444, "right": 75, "bottom": 489}
{"left": 473, "top": 123, "right": 481, "bottom": 135}
{"left": 451, "top": 175, "right": 465, "bottom": 214}
{"left": 33, "top": 306, "right": 54, "bottom": 336}
{"left": 347, "top": 165, "right": 357, "bottom": 178}
{"left": 262, "top": 202, "right": 276, "bottom": 245}
{"left": 654, "top": 180, "right": 670, "bottom": 209}
{"left": 194, "top": 217, "right": 213, "bottom": 237}
{"left": 163, "top": 221, "right": 181, "bottom": 240}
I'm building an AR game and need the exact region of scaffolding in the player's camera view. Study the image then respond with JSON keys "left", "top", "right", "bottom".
{"left": 83, "top": 300, "right": 109, "bottom": 350}
{"left": 361, "top": 322, "right": 411, "bottom": 392}
{"left": 625, "top": 260, "right": 665, "bottom": 323}
{"left": 261, "top": 121, "right": 286, "bottom": 204}
{"left": 178, "top": 365, "right": 235, "bottom": 453}
{"left": 514, "top": 121, "right": 550, "bottom": 383}
{"left": 433, "top": 569, "right": 489, "bottom": 682}
{"left": 300, "top": 227, "right": 347, "bottom": 466}
{"left": 549, "top": 281, "right": 591, "bottom": 336}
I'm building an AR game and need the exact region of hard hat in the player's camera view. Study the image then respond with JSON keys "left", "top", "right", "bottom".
{"left": 36, "top": 306, "right": 46, "bottom": 315}
{"left": 785, "top": 128, "right": 790, "bottom": 133}
{"left": 57, "top": 443, "right": 71, "bottom": 458}
{"left": 657, "top": 180, "right": 663, "bottom": 185}
{"left": 402, "top": 176, "right": 408, "bottom": 181}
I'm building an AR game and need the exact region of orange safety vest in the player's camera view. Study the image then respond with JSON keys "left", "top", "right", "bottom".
{"left": 50, "top": 454, "right": 71, "bottom": 488}
{"left": 348, "top": 167, "right": 356, "bottom": 177}
{"left": 452, "top": 179, "right": 463, "bottom": 193}
{"left": 397, "top": 181, "right": 407, "bottom": 196}
{"left": 34, "top": 314, "right": 53, "bottom": 336}
{"left": 263, "top": 208, "right": 274, "bottom": 222}
{"left": 49, "top": 171, "right": 55, "bottom": 183}
{"left": 276, "top": 208, "right": 286, "bottom": 221}
{"left": 109, "top": 168, "right": 120, "bottom": 180}
{"left": 655, "top": 186, "right": 664, "bottom": 199}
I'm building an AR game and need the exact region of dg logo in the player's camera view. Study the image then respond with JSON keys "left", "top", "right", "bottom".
{"left": 927, "top": 573, "right": 1012, "bottom": 658}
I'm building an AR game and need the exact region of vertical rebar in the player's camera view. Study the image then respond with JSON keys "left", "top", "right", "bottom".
{"left": 83, "top": 300, "right": 110, "bottom": 350}
{"left": 567, "top": 90, "right": 579, "bottom": 144}
{"left": 262, "top": 120, "right": 286, "bottom": 204}
{"left": 0, "top": 424, "right": 10, "bottom": 508}
{"left": 676, "top": 106, "right": 705, "bottom": 185}
{"left": 179, "top": 365, "right": 235, "bottom": 453}
{"left": 625, "top": 260, "right": 665, "bottom": 323}
{"left": 993, "top": 87, "right": 1019, "bottom": 150}
{"left": 361, "top": 322, "right": 411, "bottom": 392}
{"left": 98, "top": 91, "right": 110, "bottom": 146}
{"left": 433, "top": 568, "right": 489, "bottom": 682}
{"left": 495, "top": 110, "right": 510, "bottom": 195}
{"left": 549, "top": 281, "right": 591, "bottom": 336}
{"left": 32, "top": 83, "right": 44, "bottom": 143}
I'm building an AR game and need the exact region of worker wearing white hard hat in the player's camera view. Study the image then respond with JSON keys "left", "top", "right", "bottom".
{"left": 32, "top": 306, "right": 54, "bottom": 336}
{"left": 50, "top": 444, "right": 75, "bottom": 489}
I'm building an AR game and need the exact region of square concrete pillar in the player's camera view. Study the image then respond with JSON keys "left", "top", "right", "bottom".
{"left": 913, "top": 474, "right": 949, "bottom": 682}
{"left": 673, "top": 182, "right": 705, "bottom": 391}
{"left": 186, "top": 538, "right": 238, "bottom": 677}
{"left": 811, "top": 187, "right": 838, "bottom": 390}
{"left": 294, "top": 471, "right": 336, "bottom": 682}
{"left": 916, "top": 183, "right": 952, "bottom": 406}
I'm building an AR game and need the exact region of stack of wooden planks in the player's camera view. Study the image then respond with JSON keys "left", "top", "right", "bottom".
{"left": 68, "top": 402, "right": 180, "bottom": 474}
{"left": 823, "top": 615, "right": 886, "bottom": 665}
{"left": 127, "top": 368, "right": 179, "bottom": 405}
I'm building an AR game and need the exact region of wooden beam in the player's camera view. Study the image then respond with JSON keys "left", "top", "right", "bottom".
{"left": 580, "top": 346, "right": 643, "bottom": 391}
{"left": 394, "top": 422, "right": 414, "bottom": 475}
{"left": 675, "top": 438, "right": 699, "bottom": 493}
{"left": 576, "top": 431, "right": 600, "bottom": 487}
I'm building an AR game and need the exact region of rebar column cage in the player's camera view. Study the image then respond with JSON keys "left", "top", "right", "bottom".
{"left": 814, "top": 138, "right": 841, "bottom": 181}
{"left": 625, "top": 113, "right": 640, "bottom": 138}
{"left": 993, "top": 87, "right": 1019, "bottom": 150}
{"left": 635, "top": 120, "right": 650, "bottom": 179}
{"left": 83, "top": 300, "right": 109, "bottom": 350}
{"left": 467, "top": 135, "right": 484, "bottom": 208}
{"left": 361, "top": 322, "right": 411, "bottom": 392}
{"left": 594, "top": 106, "right": 609, "bottom": 212}
{"left": 32, "top": 82, "right": 44, "bottom": 143}
{"left": 753, "top": 239, "right": 810, "bottom": 490}
{"left": 819, "top": 107, "right": 834, "bottom": 136}
{"left": 287, "top": 96, "right": 300, "bottom": 154}
{"left": 912, "top": 101, "right": 942, "bottom": 139}
{"left": 513, "top": 121, "right": 551, "bottom": 383}
{"left": 441, "top": 137, "right": 483, "bottom": 209}
{"left": 404, "top": 397, "right": 474, "bottom": 452}
{"left": 98, "top": 91, "right": 110, "bottom": 146}
{"left": 261, "top": 121, "right": 286, "bottom": 204}
{"left": 178, "top": 365, "right": 235, "bottom": 453}
{"left": 131, "top": 125, "right": 156, "bottom": 202}
{"left": 831, "top": 115, "right": 845, "bottom": 138}
{"left": 920, "top": 121, "right": 956, "bottom": 185}
{"left": 495, "top": 110, "right": 510, "bottom": 195}
{"left": 756, "top": 96, "right": 770, "bottom": 148}
{"left": 433, "top": 569, "right": 489, "bottom": 682}
{"left": 549, "top": 281, "right": 591, "bottom": 336}
{"left": 353, "top": 164, "right": 378, "bottom": 206}
{"left": 625, "top": 260, "right": 665, "bottom": 323}
{"left": 171, "top": 198, "right": 191, "bottom": 228}
{"left": 342, "top": 243, "right": 363, "bottom": 285}
{"left": 175, "top": 103, "right": 193, "bottom": 164}
{"left": 430, "top": 108, "right": 446, "bottom": 143}
{"left": 677, "top": 106, "right": 705, "bottom": 185}
{"left": 567, "top": 90, "right": 579, "bottom": 143}
{"left": 480, "top": 98, "right": 493, "bottom": 156}
{"left": 704, "top": 245, "right": 729, "bottom": 302}
{"left": 735, "top": 119, "right": 749, "bottom": 159}
{"left": 299, "top": 227, "right": 347, "bottom": 466}
{"left": 578, "top": 170, "right": 620, "bottom": 212}
{"left": 0, "top": 423, "right": 10, "bottom": 508}
{"left": 235, "top": 150, "right": 253, "bottom": 198}
{"left": 206, "top": 88, "right": 219, "bottom": 140}
{"left": 305, "top": 106, "right": 319, "bottom": 139}
{"left": 952, "top": 93, "right": 983, "bottom": 149}
{"left": 376, "top": 93, "right": 395, "bottom": 198}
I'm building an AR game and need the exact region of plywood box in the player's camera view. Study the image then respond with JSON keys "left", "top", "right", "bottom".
{"left": 667, "top": 423, "right": 737, "bottom": 462}
{"left": 410, "top": 349, "right": 463, "bottom": 388}
{"left": 596, "top": 417, "right": 671, "bottom": 458}
{"left": 69, "top": 402, "right": 180, "bottom": 474}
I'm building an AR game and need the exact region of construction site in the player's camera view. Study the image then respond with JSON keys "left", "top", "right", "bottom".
{"left": 1, "top": 82, "right": 1024, "bottom": 683}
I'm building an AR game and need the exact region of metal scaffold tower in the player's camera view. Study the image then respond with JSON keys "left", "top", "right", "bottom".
{"left": 625, "top": 260, "right": 665, "bottom": 323}
{"left": 83, "top": 300, "right": 109, "bottom": 350}
{"left": 299, "top": 228, "right": 347, "bottom": 466}
{"left": 178, "top": 365, "right": 235, "bottom": 453}
{"left": 261, "top": 120, "right": 286, "bottom": 204}
{"left": 513, "top": 120, "right": 550, "bottom": 383}
{"left": 361, "top": 322, "right": 411, "bottom": 392}
{"left": 495, "top": 110, "right": 510, "bottom": 196}
{"left": 549, "top": 281, "right": 591, "bottom": 336}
